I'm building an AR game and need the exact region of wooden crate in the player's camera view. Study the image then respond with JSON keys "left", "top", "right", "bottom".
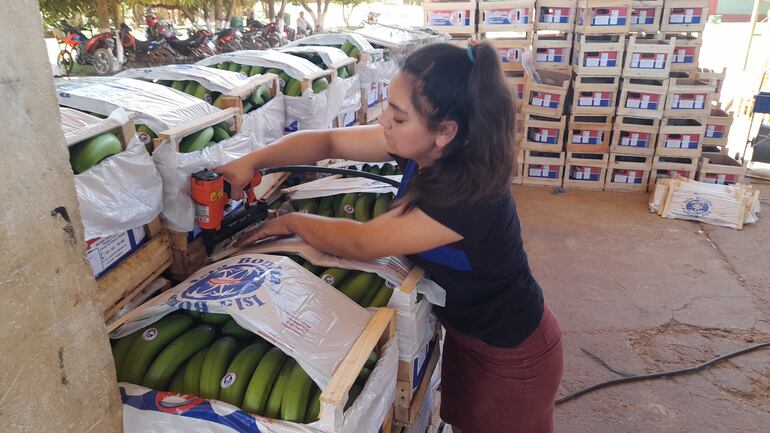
{"left": 697, "top": 153, "right": 748, "bottom": 185}
{"left": 630, "top": 0, "right": 663, "bottom": 32}
{"left": 664, "top": 77, "right": 716, "bottom": 118}
{"left": 522, "top": 150, "right": 566, "bottom": 186}
{"left": 572, "top": 34, "right": 625, "bottom": 76}
{"left": 210, "top": 73, "right": 282, "bottom": 117}
{"left": 532, "top": 32, "right": 573, "bottom": 71}
{"left": 622, "top": 35, "right": 676, "bottom": 79}
{"left": 660, "top": 0, "right": 709, "bottom": 33}
{"left": 697, "top": 67, "right": 727, "bottom": 96}
{"left": 617, "top": 77, "right": 669, "bottom": 119}
{"left": 512, "top": 148, "right": 526, "bottom": 184}
{"left": 610, "top": 115, "right": 659, "bottom": 155}
{"left": 166, "top": 231, "right": 208, "bottom": 282}
{"left": 487, "top": 36, "right": 531, "bottom": 72}
{"left": 395, "top": 327, "right": 442, "bottom": 426}
{"left": 478, "top": 0, "right": 536, "bottom": 33}
{"left": 570, "top": 74, "right": 618, "bottom": 115}
{"left": 567, "top": 114, "right": 612, "bottom": 152}
{"left": 575, "top": 0, "right": 632, "bottom": 34}
{"left": 656, "top": 117, "right": 705, "bottom": 157}
{"left": 523, "top": 113, "right": 566, "bottom": 151}
{"left": 535, "top": 0, "right": 577, "bottom": 32}
{"left": 604, "top": 153, "right": 652, "bottom": 192}
{"left": 515, "top": 103, "right": 525, "bottom": 142}
{"left": 521, "top": 69, "right": 571, "bottom": 117}
{"left": 97, "top": 219, "right": 172, "bottom": 321}
{"left": 424, "top": 2, "right": 478, "bottom": 34}
{"left": 505, "top": 70, "right": 527, "bottom": 101}
{"left": 154, "top": 107, "right": 242, "bottom": 152}
{"left": 648, "top": 155, "right": 698, "bottom": 191}
{"left": 702, "top": 106, "right": 733, "bottom": 147}
{"left": 662, "top": 32, "right": 702, "bottom": 72}
{"left": 563, "top": 151, "right": 609, "bottom": 190}
{"left": 360, "top": 102, "right": 384, "bottom": 125}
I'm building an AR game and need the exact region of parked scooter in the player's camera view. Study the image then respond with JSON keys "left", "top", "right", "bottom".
{"left": 119, "top": 23, "right": 176, "bottom": 67}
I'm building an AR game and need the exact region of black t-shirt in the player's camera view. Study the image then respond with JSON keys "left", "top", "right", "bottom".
{"left": 394, "top": 157, "right": 544, "bottom": 348}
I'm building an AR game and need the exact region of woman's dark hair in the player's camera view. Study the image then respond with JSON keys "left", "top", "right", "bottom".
{"left": 397, "top": 42, "right": 516, "bottom": 211}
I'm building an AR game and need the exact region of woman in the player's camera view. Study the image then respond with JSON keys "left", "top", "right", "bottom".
{"left": 217, "top": 42, "right": 563, "bottom": 433}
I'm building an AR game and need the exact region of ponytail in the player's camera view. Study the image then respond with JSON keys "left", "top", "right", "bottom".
{"left": 398, "top": 42, "right": 516, "bottom": 212}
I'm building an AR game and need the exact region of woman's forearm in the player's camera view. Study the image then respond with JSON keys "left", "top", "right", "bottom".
{"left": 246, "top": 130, "right": 334, "bottom": 170}
{"left": 284, "top": 213, "right": 375, "bottom": 261}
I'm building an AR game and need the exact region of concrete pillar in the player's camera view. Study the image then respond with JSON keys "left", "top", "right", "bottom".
{"left": 0, "top": 2, "right": 123, "bottom": 432}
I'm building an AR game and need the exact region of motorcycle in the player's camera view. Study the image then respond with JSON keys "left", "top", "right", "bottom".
{"left": 212, "top": 27, "right": 243, "bottom": 53}
{"left": 56, "top": 21, "right": 119, "bottom": 75}
{"left": 165, "top": 27, "right": 217, "bottom": 60}
{"left": 119, "top": 23, "right": 176, "bottom": 68}
{"left": 244, "top": 19, "right": 284, "bottom": 48}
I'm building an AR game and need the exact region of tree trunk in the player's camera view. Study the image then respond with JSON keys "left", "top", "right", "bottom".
{"left": 203, "top": 0, "right": 211, "bottom": 29}
{"left": 225, "top": 0, "right": 237, "bottom": 25}
{"left": 215, "top": 0, "right": 224, "bottom": 28}
{"left": 95, "top": 0, "right": 110, "bottom": 31}
{"left": 132, "top": 5, "right": 143, "bottom": 27}
{"left": 341, "top": 5, "right": 351, "bottom": 27}
{"left": 267, "top": 0, "right": 276, "bottom": 21}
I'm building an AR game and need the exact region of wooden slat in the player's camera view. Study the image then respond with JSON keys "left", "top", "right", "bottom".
{"left": 395, "top": 337, "right": 441, "bottom": 426}
{"left": 155, "top": 107, "right": 241, "bottom": 150}
{"left": 227, "top": 73, "right": 280, "bottom": 99}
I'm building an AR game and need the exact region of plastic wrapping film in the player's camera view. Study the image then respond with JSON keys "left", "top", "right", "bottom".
{"left": 114, "top": 253, "right": 397, "bottom": 433}
{"left": 242, "top": 94, "right": 287, "bottom": 146}
{"left": 116, "top": 64, "right": 252, "bottom": 94}
{"left": 352, "top": 24, "right": 441, "bottom": 67}
{"left": 61, "top": 108, "right": 164, "bottom": 239}
{"left": 196, "top": 51, "right": 345, "bottom": 131}
{"left": 277, "top": 46, "right": 362, "bottom": 114}
{"left": 119, "top": 338, "right": 397, "bottom": 433}
{"left": 55, "top": 77, "right": 220, "bottom": 133}
{"left": 241, "top": 237, "right": 445, "bottom": 362}
{"left": 283, "top": 34, "right": 394, "bottom": 87}
{"left": 285, "top": 175, "right": 400, "bottom": 199}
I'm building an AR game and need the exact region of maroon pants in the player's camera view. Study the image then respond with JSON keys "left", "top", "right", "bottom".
{"left": 440, "top": 305, "right": 563, "bottom": 433}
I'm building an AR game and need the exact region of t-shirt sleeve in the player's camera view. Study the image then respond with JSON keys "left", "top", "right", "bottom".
{"left": 418, "top": 201, "right": 483, "bottom": 242}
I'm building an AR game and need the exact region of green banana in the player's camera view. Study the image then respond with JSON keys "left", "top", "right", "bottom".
{"left": 228, "top": 62, "right": 241, "bottom": 72}
{"left": 345, "top": 383, "right": 363, "bottom": 410}
{"left": 265, "top": 357, "right": 296, "bottom": 418}
{"left": 380, "top": 163, "right": 396, "bottom": 176}
{"left": 222, "top": 319, "right": 254, "bottom": 340}
{"left": 171, "top": 80, "right": 188, "bottom": 91}
{"left": 179, "top": 127, "right": 214, "bottom": 153}
{"left": 112, "top": 331, "right": 141, "bottom": 379}
{"left": 305, "top": 385, "right": 322, "bottom": 423}
{"left": 219, "top": 343, "right": 270, "bottom": 408}
{"left": 353, "top": 194, "right": 375, "bottom": 222}
{"left": 368, "top": 283, "right": 394, "bottom": 308}
{"left": 239, "top": 64, "right": 252, "bottom": 75}
{"left": 218, "top": 62, "right": 232, "bottom": 70}
{"left": 168, "top": 360, "right": 187, "bottom": 393}
{"left": 212, "top": 126, "right": 231, "bottom": 142}
{"left": 294, "top": 198, "right": 318, "bottom": 214}
{"left": 372, "top": 194, "right": 392, "bottom": 218}
{"left": 184, "top": 81, "right": 199, "bottom": 95}
{"left": 213, "top": 94, "right": 228, "bottom": 109}
{"left": 193, "top": 83, "right": 213, "bottom": 103}
{"left": 332, "top": 194, "right": 344, "bottom": 212}
{"left": 364, "top": 351, "right": 378, "bottom": 370}
{"left": 285, "top": 78, "right": 302, "bottom": 97}
{"left": 69, "top": 132, "right": 123, "bottom": 173}
{"left": 120, "top": 314, "right": 194, "bottom": 384}
{"left": 182, "top": 347, "right": 209, "bottom": 395}
{"left": 349, "top": 47, "right": 360, "bottom": 60}
{"left": 358, "top": 276, "right": 384, "bottom": 307}
{"left": 143, "top": 324, "right": 218, "bottom": 391}
{"left": 312, "top": 78, "right": 329, "bottom": 93}
{"left": 318, "top": 195, "right": 336, "bottom": 212}
{"left": 317, "top": 208, "right": 334, "bottom": 217}
{"left": 186, "top": 310, "right": 204, "bottom": 321}
{"left": 157, "top": 79, "right": 173, "bottom": 87}
{"left": 336, "top": 193, "right": 358, "bottom": 219}
{"left": 355, "top": 367, "right": 371, "bottom": 386}
{"left": 199, "top": 337, "right": 240, "bottom": 400}
{"left": 251, "top": 85, "right": 271, "bottom": 107}
{"left": 364, "top": 165, "right": 380, "bottom": 175}
{"left": 281, "top": 362, "right": 314, "bottom": 422}
{"left": 242, "top": 348, "right": 287, "bottom": 415}
{"left": 201, "top": 312, "right": 231, "bottom": 325}
{"left": 318, "top": 268, "right": 350, "bottom": 288}
{"left": 339, "top": 272, "right": 379, "bottom": 304}
{"left": 361, "top": 163, "right": 372, "bottom": 172}
{"left": 243, "top": 101, "right": 254, "bottom": 113}
{"left": 340, "top": 40, "right": 354, "bottom": 55}
{"left": 302, "top": 261, "right": 320, "bottom": 275}
{"left": 249, "top": 65, "right": 264, "bottom": 76}
{"left": 337, "top": 67, "right": 349, "bottom": 79}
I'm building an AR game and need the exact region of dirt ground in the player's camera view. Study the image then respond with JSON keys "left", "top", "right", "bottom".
{"left": 511, "top": 180, "right": 770, "bottom": 433}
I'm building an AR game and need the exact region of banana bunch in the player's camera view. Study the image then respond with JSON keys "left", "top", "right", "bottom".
{"left": 286, "top": 256, "right": 394, "bottom": 308}
{"left": 177, "top": 121, "right": 234, "bottom": 153}
{"left": 286, "top": 51, "right": 355, "bottom": 80}
{"left": 340, "top": 41, "right": 361, "bottom": 61}
{"left": 343, "top": 162, "right": 401, "bottom": 176}
{"left": 112, "top": 310, "right": 378, "bottom": 422}
{"left": 68, "top": 132, "right": 123, "bottom": 174}
{"left": 155, "top": 78, "right": 273, "bottom": 115}
{"left": 203, "top": 62, "right": 329, "bottom": 97}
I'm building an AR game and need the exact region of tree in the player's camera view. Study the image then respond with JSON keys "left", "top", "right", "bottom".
{"left": 335, "top": 0, "right": 370, "bottom": 27}
{"left": 291, "top": 0, "right": 333, "bottom": 31}
{"left": 38, "top": 0, "right": 99, "bottom": 29}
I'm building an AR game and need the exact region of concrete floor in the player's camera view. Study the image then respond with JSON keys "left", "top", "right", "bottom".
{"left": 512, "top": 180, "right": 770, "bottom": 433}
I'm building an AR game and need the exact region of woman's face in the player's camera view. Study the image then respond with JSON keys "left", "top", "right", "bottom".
{"left": 378, "top": 73, "right": 442, "bottom": 166}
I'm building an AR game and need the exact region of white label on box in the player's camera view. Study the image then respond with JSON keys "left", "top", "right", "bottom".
{"left": 86, "top": 230, "right": 138, "bottom": 276}
{"left": 640, "top": 57, "right": 655, "bottom": 68}
{"left": 695, "top": 95, "right": 705, "bottom": 108}
{"left": 532, "top": 96, "right": 544, "bottom": 106}
{"left": 537, "top": 51, "right": 548, "bottom": 62}
{"left": 641, "top": 95, "right": 651, "bottom": 109}
{"left": 555, "top": 10, "right": 562, "bottom": 21}
{"left": 543, "top": 165, "right": 552, "bottom": 173}
{"left": 594, "top": 15, "right": 610, "bottom": 25}
{"left": 534, "top": 132, "right": 542, "bottom": 142}
{"left": 718, "top": 174, "right": 727, "bottom": 183}
{"left": 614, "top": 173, "right": 628, "bottom": 183}
{"left": 706, "top": 125, "right": 716, "bottom": 136}
{"left": 573, "top": 133, "right": 583, "bottom": 143}
{"left": 543, "top": 94, "right": 552, "bottom": 107}
{"left": 594, "top": 93, "right": 603, "bottom": 105}
{"left": 685, "top": 8, "right": 694, "bottom": 23}
{"left": 676, "top": 49, "right": 686, "bottom": 62}
{"left": 670, "top": 14, "right": 685, "bottom": 23}
{"left": 667, "top": 138, "right": 681, "bottom": 148}
{"left": 680, "top": 99, "right": 694, "bottom": 109}
{"left": 682, "top": 135, "right": 691, "bottom": 147}
{"left": 544, "top": 13, "right": 553, "bottom": 23}
{"left": 631, "top": 133, "right": 639, "bottom": 147}
{"left": 548, "top": 49, "right": 556, "bottom": 61}
{"left": 671, "top": 94, "right": 680, "bottom": 107}
{"left": 639, "top": 10, "right": 648, "bottom": 22}
{"left": 627, "top": 99, "right": 641, "bottom": 108}
{"left": 655, "top": 54, "right": 666, "bottom": 68}
{"left": 610, "top": 9, "right": 619, "bottom": 25}
{"left": 583, "top": 131, "right": 591, "bottom": 142}
{"left": 622, "top": 136, "right": 630, "bottom": 146}
{"left": 428, "top": 10, "right": 466, "bottom": 26}
{"left": 705, "top": 177, "right": 717, "bottom": 184}
{"left": 631, "top": 53, "right": 640, "bottom": 68}
{"left": 586, "top": 57, "right": 600, "bottom": 67}
{"left": 600, "top": 52, "right": 609, "bottom": 66}
{"left": 530, "top": 167, "right": 543, "bottom": 176}
{"left": 579, "top": 96, "right": 594, "bottom": 106}
{"left": 627, "top": 171, "right": 637, "bottom": 183}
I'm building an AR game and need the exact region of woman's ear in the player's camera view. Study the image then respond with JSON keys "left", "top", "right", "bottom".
{"left": 435, "top": 120, "right": 459, "bottom": 149}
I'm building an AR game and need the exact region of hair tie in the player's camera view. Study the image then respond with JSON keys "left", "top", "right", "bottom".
{"left": 466, "top": 44, "right": 475, "bottom": 64}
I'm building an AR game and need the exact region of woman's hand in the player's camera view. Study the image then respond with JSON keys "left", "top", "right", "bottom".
{"left": 215, "top": 156, "right": 256, "bottom": 200}
{"left": 235, "top": 214, "right": 295, "bottom": 247}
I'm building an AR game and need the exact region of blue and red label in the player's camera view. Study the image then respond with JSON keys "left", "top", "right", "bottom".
{"left": 670, "top": 93, "right": 709, "bottom": 110}
{"left": 528, "top": 127, "right": 560, "bottom": 144}
{"left": 705, "top": 124, "right": 726, "bottom": 138}
{"left": 656, "top": 169, "right": 692, "bottom": 180}
{"left": 619, "top": 131, "right": 652, "bottom": 148}
{"left": 579, "top": 7, "right": 628, "bottom": 26}
{"left": 611, "top": 169, "right": 643, "bottom": 184}
{"left": 625, "top": 92, "right": 661, "bottom": 110}
{"left": 427, "top": 10, "right": 471, "bottom": 27}
{"left": 582, "top": 51, "right": 618, "bottom": 68}
{"left": 528, "top": 164, "right": 561, "bottom": 179}
{"left": 572, "top": 129, "right": 605, "bottom": 145}
{"left": 577, "top": 91, "right": 612, "bottom": 107}
{"left": 664, "top": 134, "right": 700, "bottom": 149}
{"left": 668, "top": 7, "right": 704, "bottom": 24}
{"left": 704, "top": 173, "right": 738, "bottom": 185}
{"left": 529, "top": 91, "right": 561, "bottom": 109}
{"left": 536, "top": 47, "right": 567, "bottom": 63}
{"left": 631, "top": 7, "right": 657, "bottom": 25}
{"left": 570, "top": 166, "right": 601, "bottom": 181}
{"left": 539, "top": 6, "right": 571, "bottom": 23}
{"left": 672, "top": 47, "right": 697, "bottom": 64}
